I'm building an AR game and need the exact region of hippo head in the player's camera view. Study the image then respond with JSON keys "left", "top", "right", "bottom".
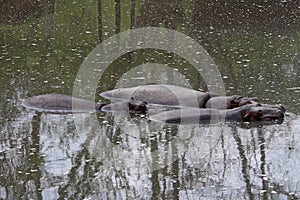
{"left": 241, "top": 104, "right": 285, "bottom": 122}
{"left": 205, "top": 95, "right": 261, "bottom": 109}
{"left": 128, "top": 97, "right": 148, "bottom": 114}
{"left": 230, "top": 96, "right": 260, "bottom": 109}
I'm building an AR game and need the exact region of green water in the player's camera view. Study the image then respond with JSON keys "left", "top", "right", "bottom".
{"left": 0, "top": 0, "right": 300, "bottom": 199}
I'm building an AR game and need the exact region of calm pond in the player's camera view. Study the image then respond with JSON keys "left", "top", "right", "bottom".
{"left": 0, "top": 1, "right": 300, "bottom": 199}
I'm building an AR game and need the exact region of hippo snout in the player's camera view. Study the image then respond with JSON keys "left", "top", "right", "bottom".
{"left": 242, "top": 104, "right": 285, "bottom": 122}
{"left": 262, "top": 108, "right": 285, "bottom": 120}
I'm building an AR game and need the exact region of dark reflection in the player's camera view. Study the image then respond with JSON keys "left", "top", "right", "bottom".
{"left": 130, "top": 0, "right": 136, "bottom": 29}
{"left": 0, "top": 112, "right": 43, "bottom": 199}
{"left": 238, "top": 120, "right": 284, "bottom": 129}
{"left": 0, "top": 1, "right": 42, "bottom": 24}
{"left": 231, "top": 126, "right": 254, "bottom": 200}
{"left": 43, "top": 0, "right": 55, "bottom": 39}
{"left": 258, "top": 127, "right": 268, "bottom": 200}
{"left": 150, "top": 134, "right": 160, "bottom": 199}
{"left": 97, "top": 0, "right": 102, "bottom": 42}
{"left": 105, "top": 114, "right": 124, "bottom": 144}
{"left": 40, "top": 0, "right": 56, "bottom": 70}
{"left": 148, "top": 125, "right": 180, "bottom": 199}
{"left": 190, "top": 1, "right": 299, "bottom": 30}
{"left": 115, "top": 0, "right": 121, "bottom": 34}
{"left": 58, "top": 146, "right": 100, "bottom": 199}
{"left": 136, "top": 1, "right": 185, "bottom": 29}
{"left": 27, "top": 113, "right": 43, "bottom": 200}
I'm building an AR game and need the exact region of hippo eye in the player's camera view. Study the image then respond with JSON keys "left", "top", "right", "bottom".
{"left": 230, "top": 100, "right": 238, "bottom": 108}
{"left": 257, "top": 110, "right": 264, "bottom": 117}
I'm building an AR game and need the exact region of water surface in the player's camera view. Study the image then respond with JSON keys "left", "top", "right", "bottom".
{"left": 0, "top": 0, "right": 299, "bottom": 199}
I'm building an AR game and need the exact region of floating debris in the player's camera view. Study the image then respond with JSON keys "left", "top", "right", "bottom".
{"left": 286, "top": 87, "right": 300, "bottom": 91}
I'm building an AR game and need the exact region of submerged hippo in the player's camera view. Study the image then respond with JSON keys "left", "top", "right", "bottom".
{"left": 22, "top": 94, "right": 148, "bottom": 114}
{"left": 100, "top": 84, "right": 260, "bottom": 109}
{"left": 149, "top": 104, "right": 285, "bottom": 124}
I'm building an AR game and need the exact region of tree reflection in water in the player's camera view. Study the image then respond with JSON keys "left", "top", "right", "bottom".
{"left": 1, "top": 110, "right": 297, "bottom": 199}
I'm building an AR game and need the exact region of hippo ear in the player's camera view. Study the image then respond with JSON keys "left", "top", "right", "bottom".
{"left": 250, "top": 97, "right": 260, "bottom": 102}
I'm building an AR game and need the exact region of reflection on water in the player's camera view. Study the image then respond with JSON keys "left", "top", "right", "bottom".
{"left": 0, "top": 0, "right": 300, "bottom": 199}
{"left": 1, "top": 109, "right": 299, "bottom": 199}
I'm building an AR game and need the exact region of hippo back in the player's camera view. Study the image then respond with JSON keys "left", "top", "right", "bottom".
{"left": 22, "top": 94, "right": 102, "bottom": 113}
{"left": 100, "top": 84, "right": 211, "bottom": 108}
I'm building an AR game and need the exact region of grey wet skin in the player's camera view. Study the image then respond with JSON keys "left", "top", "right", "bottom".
{"left": 22, "top": 94, "right": 103, "bottom": 113}
{"left": 22, "top": 94, "right": 148, "bottom": 114}
{"left": 149, "top": 104, "right": 285, "bottom": 124}
{"left": 205, "top": 95, "right": 260, "bottom": 109}
{"left": 101, "top": 84, "right": 263, "bottom": 109}
{"left": 100, "top": 84, "right": 215, "bottom": 108}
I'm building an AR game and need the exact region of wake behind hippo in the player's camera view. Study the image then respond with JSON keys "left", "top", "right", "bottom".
{"left": 22, "top": 94, "right": 148, "bottom": 114}
{"left": 100, "top": 84, "right": 260, "bottom": 109}
{"left": 149, "top": 104, "right": 285, "bottom": 125}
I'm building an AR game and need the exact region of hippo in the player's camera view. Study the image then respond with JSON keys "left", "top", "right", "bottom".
{"left": 22, "top": 94, "right": 148, "bottom": 114}
{"left": 149, "top": 104, "right": 285, "bottom": 124}
{"left": 100, "top": 84, "right": 213, "bottom": 108}
{"left": 205, "top": 95, "right": 260, "bottom": 109}
{"left": 100, "top": 84, "right": 260, "bottom": 109}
